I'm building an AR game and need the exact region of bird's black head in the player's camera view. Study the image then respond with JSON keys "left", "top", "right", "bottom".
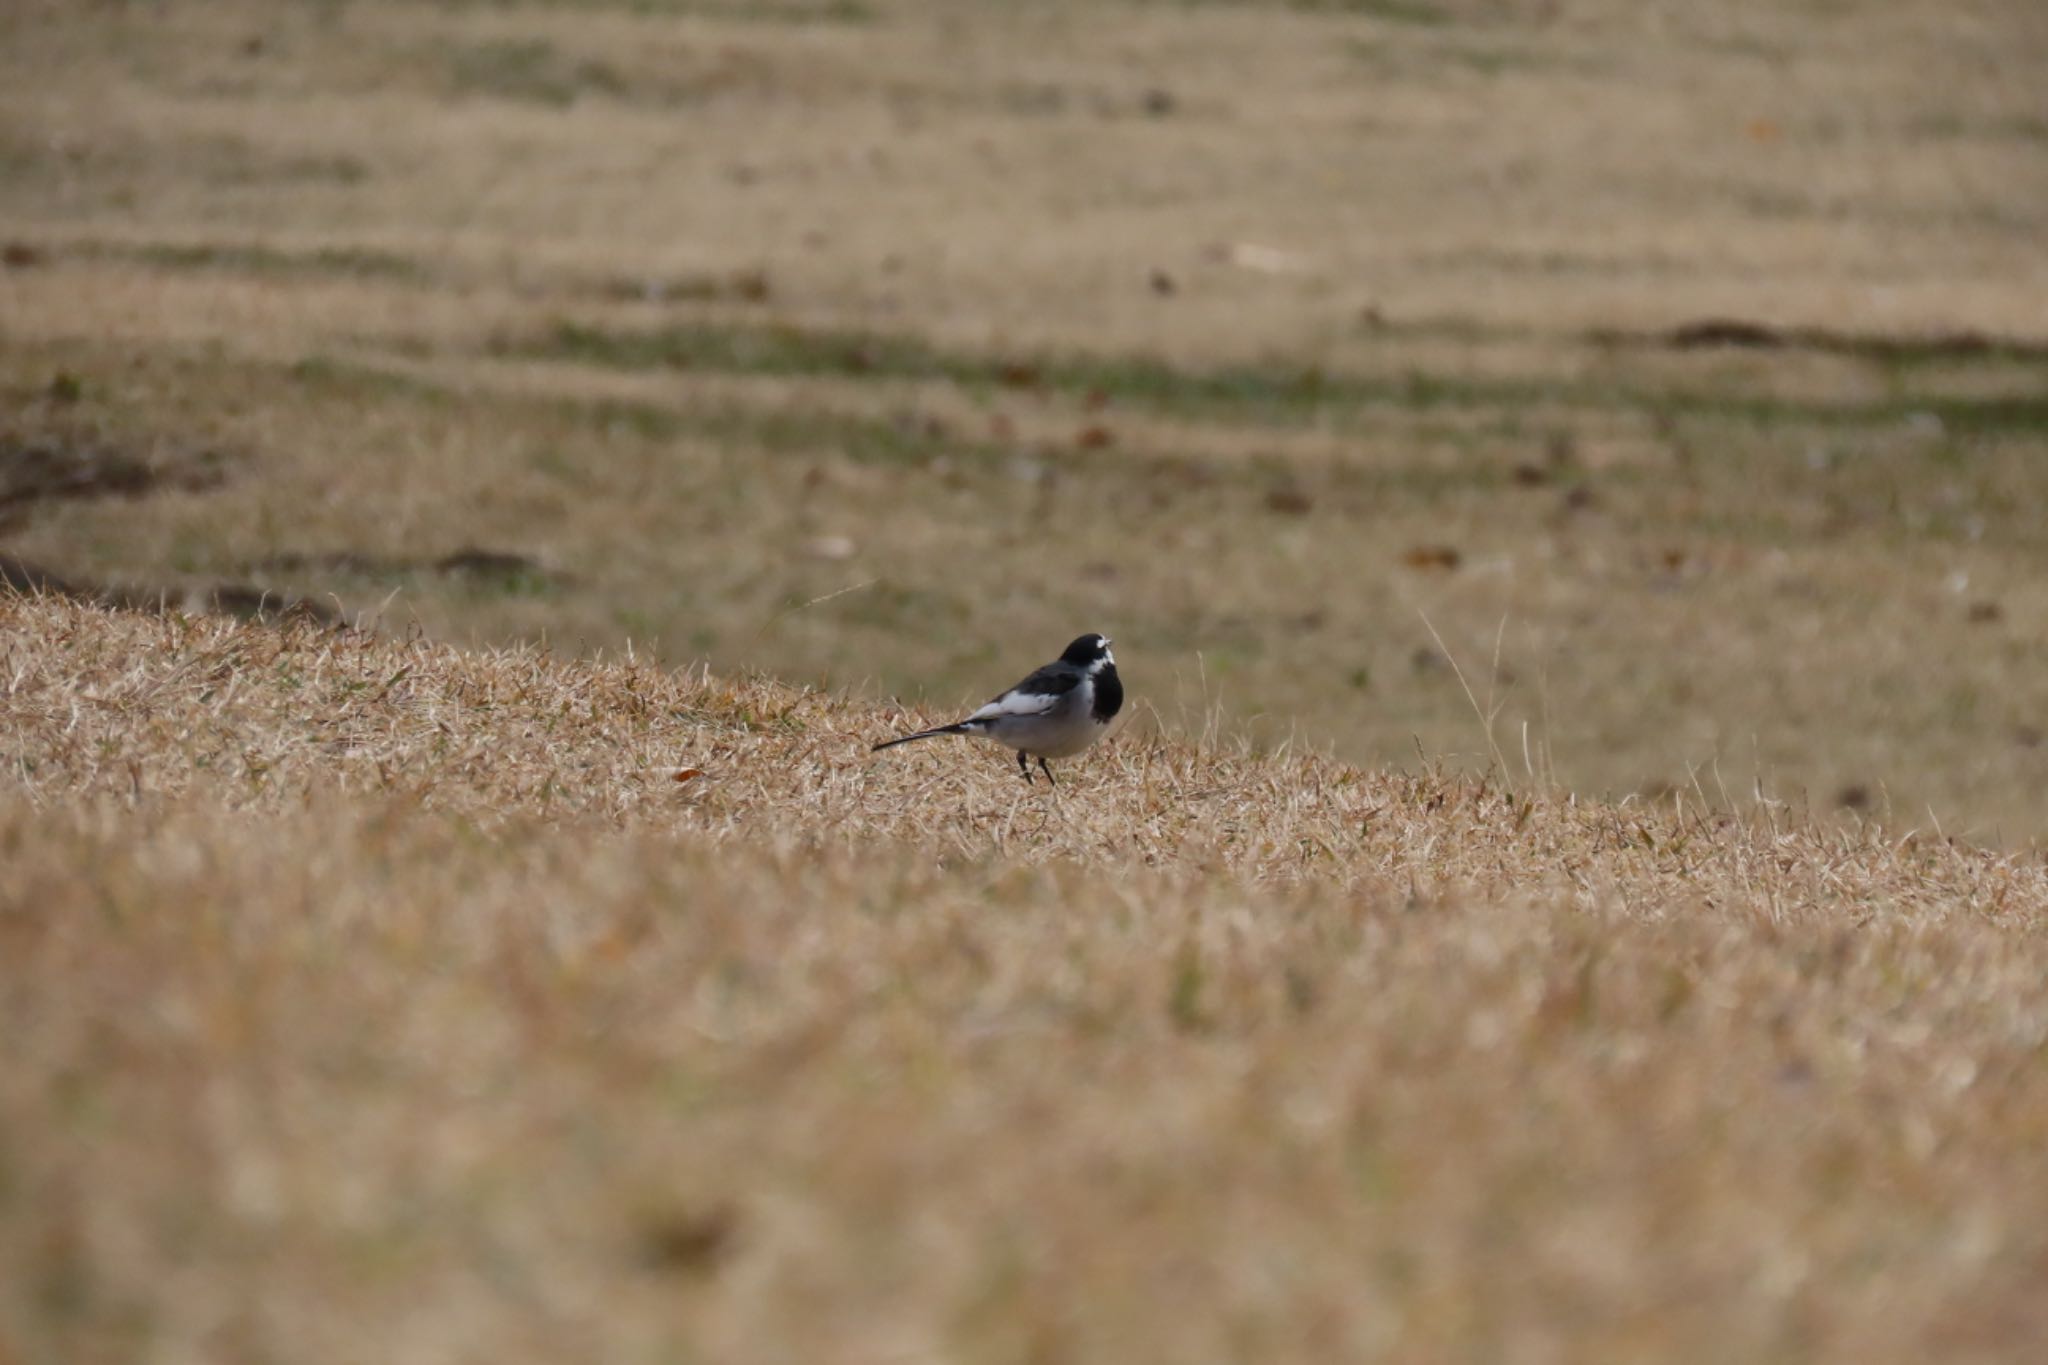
{"left": 1060, "top": 633, "right": 1114, "bottom": 668}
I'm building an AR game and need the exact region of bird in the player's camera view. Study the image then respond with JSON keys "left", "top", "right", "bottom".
{"left": 872, "top": 633, "right": 1123, "bottom": 785}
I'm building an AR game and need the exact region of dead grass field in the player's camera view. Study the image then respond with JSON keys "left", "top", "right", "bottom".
{"left": 4, "top": 0, "right": 2048, "bottom": 1358}
{"left": 4, "top": 593, "right": 2048, "bottom": 1363}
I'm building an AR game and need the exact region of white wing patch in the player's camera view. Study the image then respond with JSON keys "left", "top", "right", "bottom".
{"left": 967, "top": 688, "right": 1062, "bottom": 723}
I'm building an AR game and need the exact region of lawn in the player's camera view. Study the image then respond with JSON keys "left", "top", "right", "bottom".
{"left": 3, "top": 0, "right": 2047, "bottom": 1358}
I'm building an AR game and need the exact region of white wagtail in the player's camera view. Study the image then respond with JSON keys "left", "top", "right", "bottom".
{"left": 872, "top": 633, "right": 1123, "bottom": 784}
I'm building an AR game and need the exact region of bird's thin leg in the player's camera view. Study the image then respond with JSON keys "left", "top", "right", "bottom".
{"left": 1017, "top": 749, "right": 1033, "bottom": 784}
{"left": 1038, "top": 757, "right": 1056, "bottom": 786}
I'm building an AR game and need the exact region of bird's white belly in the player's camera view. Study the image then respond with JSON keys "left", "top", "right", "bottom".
{"left": 975, "top": 703, "right": 1103, "bottom": 758}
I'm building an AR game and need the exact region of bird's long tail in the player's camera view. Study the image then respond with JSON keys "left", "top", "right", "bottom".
{"left": 871, "top": 723, "right": 972, "bottom": 752}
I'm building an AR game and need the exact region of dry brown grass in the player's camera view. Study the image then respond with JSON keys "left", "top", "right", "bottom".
{"left": 5, "top": 591, "right": 2048, "bottom": 1363}
{"left": 3, "top": 0, "right": 2048, "bottom": 833}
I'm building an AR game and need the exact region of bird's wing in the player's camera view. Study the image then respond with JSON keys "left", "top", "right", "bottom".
{"left": 964, "top": 663, "right": 1082, "bottom": 722}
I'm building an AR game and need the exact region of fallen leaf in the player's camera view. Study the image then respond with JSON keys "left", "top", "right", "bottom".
{"left": 673, "top": 768, "right": 703, "bottom": 784}
{"left": 1265, "top": 487, "right": 1313, "bottom": 516}
{"left": 1400, "top": 544, "right": 1461, "bottom": 571}
{"left": 638, "top": 1204, "right": 740, "bottom": 1276}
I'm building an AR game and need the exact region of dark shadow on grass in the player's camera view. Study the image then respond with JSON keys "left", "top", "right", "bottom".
{"left": 1597, "top": 318, "right": 2048, "bottom": 368}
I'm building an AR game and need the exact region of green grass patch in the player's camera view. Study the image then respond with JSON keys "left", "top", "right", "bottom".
{"left": 506, "top": 318, "right": 2048, "bottom": 437}
{"left": 76, "top": 240, "right": 427, "bottom": 281}
{"left": 287, "top": 356, "right": 454, "bottom": 402}
{"left": 273, "top": 351, "right": 1558, "bottom": 514}
{"left": 418, "top": 0, "right": 872, "bottom": 20}
{"left": 444, "top": 38, "right": 631, "bottom": 107}
{"left": 1907, "top": 113, "right": 2048, "bottom": 144}
{"left": 1182, "top": 0, "right": 1448, "bottom": 21}
{"left": 505, "top": 318, "right": 1559, "bottom": 422}
{"left": 1350, "top": 37, "right": 1590, "bottom": 78}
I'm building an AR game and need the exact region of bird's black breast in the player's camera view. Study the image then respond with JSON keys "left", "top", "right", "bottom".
{"left": 1091, "top": 665, "right": 1123, "bottom": 723}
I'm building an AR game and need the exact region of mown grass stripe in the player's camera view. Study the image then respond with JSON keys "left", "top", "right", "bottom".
{"left": 504, "top": 319, "right": 2048, "bottom": 436}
